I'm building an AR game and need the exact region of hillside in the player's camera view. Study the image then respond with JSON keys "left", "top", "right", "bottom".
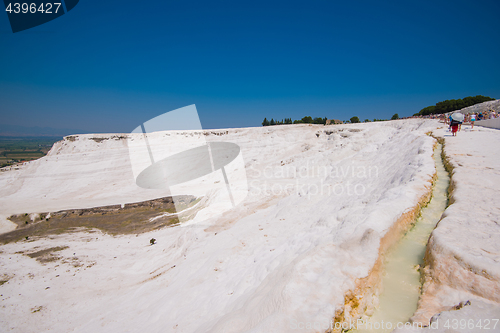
{"left": 0, "top": 120, "right": 440, "bottom": 332}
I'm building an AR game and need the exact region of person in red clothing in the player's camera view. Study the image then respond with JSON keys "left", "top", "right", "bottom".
{"left": 451, "top": 119, "right": 459, "bottom": 136}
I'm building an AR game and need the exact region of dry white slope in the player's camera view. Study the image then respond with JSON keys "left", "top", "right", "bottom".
{"left": 0, "top": 120, "right": 438, "bottom": 332}
{"left": 455, "top": 99, "right": 500, "bottom": 114}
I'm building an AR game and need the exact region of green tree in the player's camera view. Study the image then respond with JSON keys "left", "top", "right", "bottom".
{"left": 415, "top": 95, "right": 495, "bottom": 116}
{"left": 262, "top": 118, "right": 270, "bottom": 126}
{"left": 350, "top": 116, "right": 360, "bottom": 123}
{"left": 270, "top": 118, "right": 276, "bottom": 126}
{"left": 364, "top": 119, "right": 370, "bottom": 122}
{"left": 313, "top": 117, "right": 326, "bottom": 124}
{"left": 301, "top": 116, "right": 313, "bottom": 123}
{"left": 391, "top": 113, "right": 399, "bottom": 120}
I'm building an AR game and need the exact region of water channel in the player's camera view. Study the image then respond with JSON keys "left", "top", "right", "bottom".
{"left": 351, "top": 143, "right": 450, "bottom": 332}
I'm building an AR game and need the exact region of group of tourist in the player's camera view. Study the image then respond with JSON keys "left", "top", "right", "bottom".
{"left": 466, "top": 110, "right": 498, "bottom": 121}
{"left": 443, "top": 109, "right": 498, "bottom": 136}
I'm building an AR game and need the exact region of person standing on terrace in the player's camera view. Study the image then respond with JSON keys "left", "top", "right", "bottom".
{"left": 470, "top": 113, "right": 476, "bottom": 129}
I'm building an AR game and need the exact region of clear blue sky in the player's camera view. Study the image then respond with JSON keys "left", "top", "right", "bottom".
{"left": 1, "top": 0, "right": 499, "bottom": 132}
